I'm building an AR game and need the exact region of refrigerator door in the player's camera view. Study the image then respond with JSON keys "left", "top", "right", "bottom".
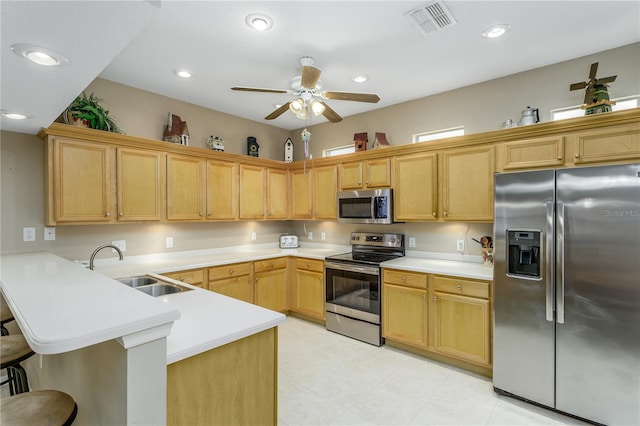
{"left": 493, "top": 170, "right": 555, "bottom": 407}
{"left": 556, "top": 163, "right": 640, "bottom": 425}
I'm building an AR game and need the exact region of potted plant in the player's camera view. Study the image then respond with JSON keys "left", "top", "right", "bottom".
{"left": 64, "top": 91, "right": 123, "bottom": 133}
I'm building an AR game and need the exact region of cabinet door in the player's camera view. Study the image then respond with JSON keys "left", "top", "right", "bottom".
{"left": 572, "top": 122, "right": 640, "bottom": 165}
{"left": 382, "top": 283, "right": 428, "bottom": 349}
{"left": 441, "top": 145, "right": 495, "bottom": 221}
{"left": 209, "top": 275, "right": 253, "bottom": 303}
{"left": 433, "top": 292, "right": 491, "bottom": 366}
{"left": 339, "top": 161, "right": 363, "bottom": 189}
{"left": 206, "top": 160, "right": 238, "bottom": 220}
{"left": 294, "top": 269, "right": 325, "bottom": 320}
{"left": 163, "top": 268, "right": 206, "bottom": 288}
{"left": 239, "top": 165, "right": 265, "bottom": 219}
{"left": 499, "top": 136, "right": 565, "bottom": 171}
{"left": 314, "top": 165, "right": 337, "bottom": 219}
{"left": 365, "top": 158, "right": 391, "bottom": 188}
{"left": 117, "top": 148, "right": 164, "bottom": 221}
{"left": 266, "top": 168, "right": 288, "bottom": 219}
{"left": 53, "top": 138, "right": 113, "bottom": 223}
{"left": 167, "top": 154, "right": 205, "bottom": 221}
{"left": 394, "top": 153, "right": 438, "bottom": 221}
{"left": 255, "top": 268, "right": 288, "bottom": 312}
{"left": 289, "top": 168, "right": 313, "bottom": 219}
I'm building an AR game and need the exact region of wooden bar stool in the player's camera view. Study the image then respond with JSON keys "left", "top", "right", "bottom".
{"left": 1, "top": 294, "right": 15, "bottom": 336}
{"left": 1, "top": 334, "right": 34, "bottom": 395}
{"left": 1, "top": 389, "right": 77, "bottom": 426}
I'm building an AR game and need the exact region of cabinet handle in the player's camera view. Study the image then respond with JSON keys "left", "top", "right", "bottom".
{"left": 229, "top": 270, "right": 234, "bottom": 275}
{"left": 575, "top": 153, "right": 580, "bottom": 158}
{"left": 180, "top": 278, "right": 185, "bottom": 282}
{"left": 457, "top": 284, "right": 462, "bottom": 290}
{"left": 365, "top": 181, "right": 369, "bottom": 185}
{"left": 422, "top": 294, "right": 426, "bottom": 300}
{"left": 433, "top": 296, "right": 438, "bottom": 301}
{"left": 432, "top": 212, "right": 436, "bottom": 217}
{"left": 358, "top": 182, "right": 362, "bottom": 186}
{"left": 119, "top": 212, "right": 124, "bottom": 217}
{"left": 105, "top": 212, "right": 110, "bottom": 217}
{"left": 207, "top": 211, "right": 212, "bottom": 216}
{"left": 271, "top": 263, "right": 275, "bottom": 268}
{"left": 443, "top": 211, "right": 448, "bottom": 217}
{"left": 401, "top": 276, "right": 406, "bottom": 282}
{"left": 199, "top": 212, "right": 203, "bottom": 217}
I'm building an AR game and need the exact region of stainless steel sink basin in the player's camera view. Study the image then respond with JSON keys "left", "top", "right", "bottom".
{"left": 116, "top": 276, "right": 158, "bottom": 287}
{"left": 116, "top": 275, "right": 192, "bottom": 297}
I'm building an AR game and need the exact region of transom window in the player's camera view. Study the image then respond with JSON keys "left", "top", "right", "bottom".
{"left": 323, "top": 144, "right": 355, "bottom": 157}
{"left": 551, "top": 95, "right": 639, "bottom": 121}
{"left": 413, "top": 126, "right": 464, "bottom": 143}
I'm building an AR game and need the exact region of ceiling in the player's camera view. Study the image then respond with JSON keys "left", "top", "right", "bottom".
{"left": 2, "top": 1, "right": 639, "bottom": 134}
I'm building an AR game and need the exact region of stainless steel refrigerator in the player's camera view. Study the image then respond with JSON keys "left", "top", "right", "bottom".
{"left": 493, "top": 163, "right": 640, "bottom": 425}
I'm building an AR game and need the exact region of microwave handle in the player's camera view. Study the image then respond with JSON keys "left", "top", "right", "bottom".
{"left": 371, "top": 197, "right": 377, "bottom": 219}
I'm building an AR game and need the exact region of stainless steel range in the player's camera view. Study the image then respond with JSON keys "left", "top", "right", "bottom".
{"left": 324, "top": 232, "right": 404, "bottom": 346}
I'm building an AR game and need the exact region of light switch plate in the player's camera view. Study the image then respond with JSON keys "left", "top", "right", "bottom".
{"left": 409, "top": 237, "right": 416, "bottom": 248}
{"left": 166, "top": 237, "right": 174, "bottom": 248}
{"left": 44, "top": 227, "right": 56, "bottom": 241}
{"left": 457, "top": 239, "right": 465, "bottom": 251}
{"left": 23, "top": 227, "right": 35, "bottom": 242}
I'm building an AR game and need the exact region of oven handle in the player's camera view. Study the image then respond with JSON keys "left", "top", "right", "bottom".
{"left": 324, "top": 261, "right": 380, "bottom": 276}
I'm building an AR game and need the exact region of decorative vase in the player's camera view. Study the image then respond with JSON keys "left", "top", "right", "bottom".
{"left": 64, "top": 109, "right": 89, "bottom": 128}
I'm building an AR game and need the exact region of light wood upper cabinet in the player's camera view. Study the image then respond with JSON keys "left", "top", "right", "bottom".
{"left": 314, "top": 165, "right": 337, "bottom": 220}
{"left": 339, "top": 159, "right": 391, "bottom": 190}
{"left": 266, "top": 168, "right": 288, "bottom": 219}
{"left": 117, "top": 148, "right": 165, "bottom": 222}
{"left": 166, "top": 154, "right": 206, "bottom": 221}
{"left": 289, "top": 168, "right": 313, "bottom": 219}
{"left": 239, "top": 164, "right": 265, "bottom": 219}
{"left": 497, "top": 136, "right": 565, "bottom": 171}
{"left": 571, "top": 121, "right": 640, "bottom": 165}
{"left": 440, "top": 145, "right": 495, "bottom": 221}
{"left": 394, "top": 153, "right": 438, "bottom": 221}
{"left": 51, "top": 138, "right": 113, "bottom": 224}
{"left": 206, "top": 160, "right": 238, "bottom": 220}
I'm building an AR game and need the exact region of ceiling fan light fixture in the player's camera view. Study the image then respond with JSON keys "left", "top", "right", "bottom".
{"left": 246, "top": 13, "right": 273, "bottom": 31}
{"left": 310, "top": 100, "right": 325, "bottom": 116}
{"left": 482, "top": 24, "right": 511, "bottom": 39}
{"left": 11, "top": 43, "right": 68, "bottom": 66}
{"left": 289, "top": 98, "right": 305, "bottom": 114}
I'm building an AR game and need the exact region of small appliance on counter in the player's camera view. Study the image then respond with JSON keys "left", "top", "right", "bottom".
{"left": 279, "top": 234, "right": 299, "bottom": 248}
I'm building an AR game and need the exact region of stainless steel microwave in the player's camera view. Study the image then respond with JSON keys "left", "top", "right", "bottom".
{"left": 337, "top": 189, "right": 393, "bottom": 224}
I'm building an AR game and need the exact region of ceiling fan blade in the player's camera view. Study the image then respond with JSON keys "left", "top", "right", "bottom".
{"left": 324, "top": 91, "right": 380, "bottom": 103}
{"left": 319, "top": 101, "right": 343, "bottom": 122}
{"left": 569, "top": 82, "right": 588, "bottom": 91}
{"left": 231, "top": 86, "right": 289, "bottom": 94}
{"left": 588, "top": 62, "right": 599, "bottom": 81}
{"left": 301, "top": 66, "right": 322, "bottom": 89}
{"left": 265, "top": 102, "right": 292, "bottom": 120}
{"left": 595, "top": 75, "right": 617, "bottom": 85}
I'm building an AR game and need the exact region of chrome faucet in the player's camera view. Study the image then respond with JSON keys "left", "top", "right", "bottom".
{"left": 89, "top": 244, "right": 124, "bottom": 271}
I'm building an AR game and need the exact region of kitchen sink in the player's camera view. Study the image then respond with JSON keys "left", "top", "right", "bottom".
{"left": 116, "top": 275, "right": 192, "bottom": 297}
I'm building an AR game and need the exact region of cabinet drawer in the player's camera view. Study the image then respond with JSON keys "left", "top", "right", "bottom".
{"left": 163, "top": 269, "right": 205, "bottom": 286}
{"left": 383, "top": 269, "right": 427, "bottom": 289}
{"left": 254, "top": 257, "right": 288, "bottom": 273}
{"left": 208, "top": 262, "right": 252, "bottom": 281}
{"left": 295, "top": 258, "right": 324, "bottom": 273}
{"left": 433, "top": 276, "right": 490, "bottom": 299}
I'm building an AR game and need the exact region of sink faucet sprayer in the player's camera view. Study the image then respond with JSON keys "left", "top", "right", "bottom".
{"left": 89, "top": 244, "right": 124, "bottom": 270}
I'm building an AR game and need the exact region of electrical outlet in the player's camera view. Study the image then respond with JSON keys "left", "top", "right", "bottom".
{"left": 457, "top": 239, "right": 465, "bottom": 251}
{"left": 409, "top": 237, "right": 416, "bottom": 248}
{"left": 23, "top": 227, "right": 36, "bottom": 242}
{"left": 166, "top": 237, "right": 174, "bottom": 248}
{"left": 251, "top": 232, "right": 257, "bottom": 241}
{"left": 308, "top": 231, "right": 313, "bottom": 240}
{"left": 111, "top": 240, "right": 126, "bottom": 253}
{"left": 44, "top": 227, "right": 56, "bottom": 241}
{"left": 321, "top": 232, "right": 326, "bottom": 241}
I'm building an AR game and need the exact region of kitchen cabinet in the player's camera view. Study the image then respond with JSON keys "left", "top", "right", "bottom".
{"left": 289, "top": 168, "right": 313, "bottom": 219}
{"left": 162, "top": 268, "right": 207, "bottom": 288}
{"left": 440, "top": 145, "right": 495, "bottom": 221}
{"left": 291, "top": 258, "right": 325, "bottom": 321}
{"left": 339, "top": 158, "right": 391, "bottom": 190}
{"left": 49, "top": 138, "right": 113, "bottom": 224}
{"left": 208, "top": 262, "right": 253, "bottom": 303}
{"left": 314, "top": 165, "right": 337, "bottom": 219}
{"left": 206, "top": 160, "right": 238, "bottom": 220}
{"left": 497, "top": 136, "right": 565, "bottom": 171}
{"left": 382, "top": 269, "right": 429, "bottom": 349}
{"left": 239, "top": 165, "right": 288, "bottom": 220}
{"left": 432, "top": 275, "right": 491, "bottom": 367}
{"left": 254, "top": 258, "right": 288, "bottom": 312}
{"left": 166, "top": 154, "right": 206, "bottom": 221}
{"left": 393, "top": 153, "right": 438, "bottom": 221}
{"left": 571, "top": 121, "right": 640, "bottom": 165}
{"left": 266, "top": 168, "right": 288, "bottom": 219}
{"left": 116, "top": 148, "right": 165, "bottom": 222}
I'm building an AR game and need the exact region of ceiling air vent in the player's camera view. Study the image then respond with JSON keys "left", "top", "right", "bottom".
{"left": 406, "top": 1, "right": 457, "bottom": 36}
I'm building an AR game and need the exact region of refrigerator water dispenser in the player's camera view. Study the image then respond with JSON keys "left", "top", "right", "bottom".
{"left": 507, "top": 230, "right": 541, "bottom": 278}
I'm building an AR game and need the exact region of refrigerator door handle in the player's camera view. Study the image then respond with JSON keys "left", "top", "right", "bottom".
{"left": 557, "top": 201, "right": 565, "bottom": 324}
{"left": 545, "top": 201, "right": 555, "bottom": 322}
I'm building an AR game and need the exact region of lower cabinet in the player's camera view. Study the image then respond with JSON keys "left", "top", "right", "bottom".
{"left": 382, "top": 268, "right": 492, "bottom": 369}
{"left": 162, "top": 268, "right": 207, "bottom": 288}
{"left": 291, "top": 258, "right": 325, "bottom": 320}
{"left": 207, "top": 262, "right": 253, "bottom": 303}
{"left": 254, "top": 258, "right": 288, "bottom": 312}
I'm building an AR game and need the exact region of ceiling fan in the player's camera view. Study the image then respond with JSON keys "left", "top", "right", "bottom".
{"left": 231, "top": 56, "right": 380, "bottom": 123}
{"left": 570, "top": 62, "right": 617, "bottom": 105}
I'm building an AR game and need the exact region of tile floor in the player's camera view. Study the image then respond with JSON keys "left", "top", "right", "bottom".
{"left": 277, "top": 316, "right": 589, "bottom": 426}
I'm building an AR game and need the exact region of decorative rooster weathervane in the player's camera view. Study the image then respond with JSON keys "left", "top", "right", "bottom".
{"left": 570, "top": 62, "right": 617, "bottom": 115}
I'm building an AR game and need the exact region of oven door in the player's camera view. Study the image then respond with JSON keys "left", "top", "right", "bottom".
{"left": 325, "top": 261, "right": 381, "bottom": 324}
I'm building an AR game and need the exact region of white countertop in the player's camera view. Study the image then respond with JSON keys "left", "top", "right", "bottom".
{"left": 0, "top": 252, "right": 180, "bottom": 354}
{"left": 382, "top": 256, "right": 493, "bottom": 280}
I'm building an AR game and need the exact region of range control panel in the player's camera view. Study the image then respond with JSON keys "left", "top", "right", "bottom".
{"left": 350, "top": 232, "right": 404, "bottom": 248}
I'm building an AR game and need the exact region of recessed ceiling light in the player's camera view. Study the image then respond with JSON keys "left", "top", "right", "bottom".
{"left": 10, "top": 43, "right": 68, "bottom": 66}
{"left": 352, "top": 75, "right": 369, "bottom": 83}
{"left": 482, "top": 24, "right": 511, "bottom": 39}
{"left": 246, "top": 13, "right": 273, "bottom": 31}
{"left": 2, "top": 112, "right": 29, "bottom": 120}
{"left": 174, "top": 69, "right": 192, "bottom": 78}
